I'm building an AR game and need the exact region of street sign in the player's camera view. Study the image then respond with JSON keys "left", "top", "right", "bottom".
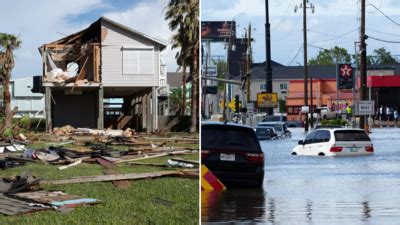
{"left": 205, "top": 65, "right": 217, "bottom": 77}
{"left": 337, "top": 64, "right": 354, "bottom": 89}
{"left": 257, "top": 93, "right": 277, "bottom": 108}
{"left": 247, "top": 102, "right": 255, "bottom": 114}
{"left": 356, "top": 100, "right": 375, "bottom": 115}
{"left": 301, "top": 106, "right": 309, "bottom": 113}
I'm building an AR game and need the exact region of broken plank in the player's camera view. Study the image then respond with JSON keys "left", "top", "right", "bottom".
{"left": 115, "top": 150, "right": 192, "bottom": 164}
{"left": 96, "top": 158, "right": 115, "bottom": 169}
{"left": 129, "top": 162, "right": 170, "bottom": 168}
{"left": 115, "top": 153, "right": 169, "bottom": 164}
{"left": 170, "top": 158, "right": 199, "bottom": 165}
{"left": 58, "top": 159, "right": 82, "bottom": 170}
{"left": 41, "top": 171, "right": 182, "bottom": 185}
{"left": 104, "top": 170, "right": 130, "bottom": 189}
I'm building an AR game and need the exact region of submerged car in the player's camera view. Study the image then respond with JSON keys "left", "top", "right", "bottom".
{"left": 255, "top": 126, "right": 278, "bottom": 140}
{"left": 292, "top": 128, "right": 373, "bottom": 156}
{"left": 257, "top": 122, "right": 291, "bottom": 138}
{"left": 201, "top": 122, "right": 264, "bottom": 188}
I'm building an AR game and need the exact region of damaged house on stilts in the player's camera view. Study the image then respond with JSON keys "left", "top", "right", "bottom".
{"left": 32, "top": 17, "right": 169, "bottom": 132}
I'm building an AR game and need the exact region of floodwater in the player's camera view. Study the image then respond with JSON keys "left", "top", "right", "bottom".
{"left": 202, "top": 128, "right": 400, "bottom": 224}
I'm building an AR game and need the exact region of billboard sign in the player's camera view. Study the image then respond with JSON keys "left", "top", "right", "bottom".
{"left": 257, "top": 93, "right": 278, "bottom": 108}
{"left": 337, "top": 64, "right": 354, "bottom": 89}
{"left": 201, "top": 21, "right": 236, "bottom": 41}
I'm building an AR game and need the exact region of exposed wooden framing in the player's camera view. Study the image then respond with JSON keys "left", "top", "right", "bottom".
{"left": 44, "top": 44, "right": 73, "bottom": 48}
{"left": 76, "top": 56, "right": 89, "bottom": 81}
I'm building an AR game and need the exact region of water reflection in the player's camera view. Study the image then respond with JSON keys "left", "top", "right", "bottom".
{"left": 202, "top": 128, "right": 400, "bottom": 224}
{"left": 202, "top": 189, "right": 266, "bottom": 223}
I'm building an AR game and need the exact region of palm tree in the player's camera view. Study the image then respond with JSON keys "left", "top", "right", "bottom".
{"left": 0, "top": 34, "right": 21, "bottom": 131}
{"left": 165, "top": 0, "right": 199, "bottom": 132}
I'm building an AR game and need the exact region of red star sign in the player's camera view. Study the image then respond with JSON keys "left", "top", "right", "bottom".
{"left": 339, "top": 64, "right": 353, "bottom": 77}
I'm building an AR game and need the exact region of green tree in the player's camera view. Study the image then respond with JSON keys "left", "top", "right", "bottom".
{"left": 0, "top": 34, "right": 21, "bottom": 132}
{"left": 165, "top": 0, "right": 199, "bottom": 132}
{"left": 309, "top": 46, "right": 351, "bottom": 66}
{"left": 367, "top": 47, "right": 398, "bottom": 65}
{"left": 169, "top": 87, "right": 190, "bottom": 114}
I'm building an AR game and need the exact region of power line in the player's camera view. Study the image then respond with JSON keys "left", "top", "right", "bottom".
{"left": 367, "top": 35, "right": 400, "bottom": 44}
{"left": 271, "top": 0, "right": 295, "bottom": 30}
{"left": 366, "top": 3, "right": 400, "bottom": 26}
{"left": 366, "top": 28, "right": 400, "bottom": 37}
{"left": 310, "top": 28, "right": 358, "bottom": 44}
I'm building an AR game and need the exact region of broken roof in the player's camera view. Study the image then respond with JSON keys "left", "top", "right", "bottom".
{"left": 41, "top": 17, "right": 167, "bottom": 50}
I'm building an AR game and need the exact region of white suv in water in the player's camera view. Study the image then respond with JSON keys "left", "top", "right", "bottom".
{"left": 292, "top": 128, "right": 374, "bottom": 156}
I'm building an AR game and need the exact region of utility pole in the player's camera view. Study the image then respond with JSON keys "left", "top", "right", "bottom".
{"left": 265, "top": 0, "right": 273, "bottom": 116}
{"left": 246, "top": 23, "right": 251, "bottom": 103}
{"left": 223, "top": 21, "right": 234, "bottom": 122}
{"left": 359, "top": 0, "right": 367, "bottom": 129}
{"left": 295, "top": 0, "right": 315, "bottom": 131}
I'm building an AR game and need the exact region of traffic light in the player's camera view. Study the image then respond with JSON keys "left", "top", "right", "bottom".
{"left": 235, "top": 95, "right": 240, "bottom": 114}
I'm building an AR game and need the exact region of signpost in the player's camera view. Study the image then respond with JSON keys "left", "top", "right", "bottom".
{"left": 355, "top": 100, "right": 375, "bottom": 115}
{"left": 338, "top": 64, "right": 354, "bottom": 90}
{"left": 257, "top": 93, "right": 277, "bottom": 108}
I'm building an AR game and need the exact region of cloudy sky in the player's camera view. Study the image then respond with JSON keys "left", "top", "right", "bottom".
{"left": 0, "top": 0, "right": 178, "bottom": 78}
{"left": 202, "top": 0, "right": 400, "bottom": 66}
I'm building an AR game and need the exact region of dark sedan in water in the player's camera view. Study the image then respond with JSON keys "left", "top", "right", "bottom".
{"left": 201, "top": 122, "right": 264, "bottom": 188}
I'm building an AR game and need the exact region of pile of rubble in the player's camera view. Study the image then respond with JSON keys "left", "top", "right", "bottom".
{"left": 53, "top": 126, "right": 135, "bottom": 138}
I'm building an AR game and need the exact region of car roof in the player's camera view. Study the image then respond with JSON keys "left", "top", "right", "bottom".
{"left": 201, "top": 121, "right": 254, "bottom": 129}
{"left": 315, "top": 128, "right": 367, "bottom": 132}
{"left": 258, "top": 121, "right": 284, "bottom": 125}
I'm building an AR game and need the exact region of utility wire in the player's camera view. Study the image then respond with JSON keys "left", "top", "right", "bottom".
{"left": 366, "top": 28, "right": 400, "bottom": 37}
{"left": 367, "top": 35, "right": 400, "bottom": 44}
{"left": 366, "top": 3, "right": 400, "bottom": 26}
{"left": 310, "top": 28, "right": 358, "bottom": 44}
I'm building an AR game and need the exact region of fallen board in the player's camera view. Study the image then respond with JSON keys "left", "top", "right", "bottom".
{"left": 42, "top": 170, "right": 183, "bottom": 185}
{"left": 170, "top": 158, "right": 199, "bottom": 165}
{"left": 0, "top": 194, "right": 48, "bottom": 216}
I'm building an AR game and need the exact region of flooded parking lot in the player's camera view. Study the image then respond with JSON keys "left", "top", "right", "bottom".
{"left": 202, "top": 128, "right": 400, "bottom": 224}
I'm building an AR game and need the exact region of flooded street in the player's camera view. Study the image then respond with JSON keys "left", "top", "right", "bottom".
{"left": 202, "top": 128, "right": 400, "bottom": 224}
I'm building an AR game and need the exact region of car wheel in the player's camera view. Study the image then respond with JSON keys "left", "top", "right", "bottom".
{"left": 318, "top": 152, "right": 325, "bottom": 156}
{"left": 291, "top": 152, "right": 297, "bottom": 155}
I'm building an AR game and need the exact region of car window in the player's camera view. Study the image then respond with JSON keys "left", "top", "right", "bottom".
{"left": 202, "top": 125, "right": 261, "bottom": 152}
{"left": 314, "top": 130, "right": 331, "bottom": 143}
{"left": 304, "top": 131, "right": 317, "bottom": 144}
{"left": 334, "top": 130, "right": 371, "bottom": 141}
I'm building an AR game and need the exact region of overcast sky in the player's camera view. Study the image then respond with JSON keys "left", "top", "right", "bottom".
{"left": 0, "top": 0, "right": 178, "bottom": 79}
{"left": 202, "top": 0, "right": 400, "bottom": 66}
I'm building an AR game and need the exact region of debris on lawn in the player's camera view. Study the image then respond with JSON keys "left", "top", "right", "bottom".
{"left": 153, "top": 197, "right": 174, "bottom": 207}
{"left": 167, "top": 159, "right": 194, "bottom": 168}
{"left": 0, "top": 174, "right": 99, "bottom": 216}
{"left": 42, "top": 170, "right": 198, "bottom": 185}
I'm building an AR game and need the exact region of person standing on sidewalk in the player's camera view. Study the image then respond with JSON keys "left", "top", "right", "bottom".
{"left": 394, "top": 108, "right": 398, "bottom": 127}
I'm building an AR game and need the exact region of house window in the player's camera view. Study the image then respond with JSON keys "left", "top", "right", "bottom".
{"left": 160, "top": 79, "right": 165, "bottom": 86}
{"left": 280, "top": 83, "right": 288, "bottom": 90}
{"left": 260, "top": 84, "right": 266, "bottom": 90}
{"left": 122, "top": 47, "right": 154, "bottom": 75}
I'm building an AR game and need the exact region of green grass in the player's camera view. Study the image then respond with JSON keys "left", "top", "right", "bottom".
{"left": 0, "top": 135, "right": 199, "bottom": 224}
